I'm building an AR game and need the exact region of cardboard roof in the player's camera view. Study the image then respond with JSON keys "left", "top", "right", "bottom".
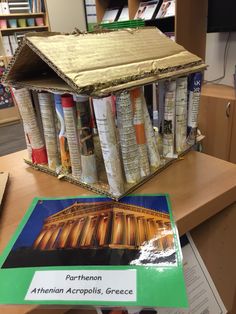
{"left": 3, "top": 27, "right": 206, "bottom": 96}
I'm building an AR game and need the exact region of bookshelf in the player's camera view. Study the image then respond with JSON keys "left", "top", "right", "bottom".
{"left": 0, "top": 0, "right": 50, "bottom": 126}
{"left": 92, "top": 0, "right": 208, "bottom": 60}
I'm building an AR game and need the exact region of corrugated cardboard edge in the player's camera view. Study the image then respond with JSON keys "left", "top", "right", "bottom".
{"left": 1, "top": 34, "right": 76, "bottom": 94}
{"left": 2, "top": 29, "right": 207, "bottom": 97}
{"left": 5, "top": 79, "right": 75, "bottom": 94}
{"left": 25, "top": 38, "right": 79, "bottom": 93}
{"left": 100, "top": 64, "right": 207, "bottom": 96}
{"left": 24, "top": 36, "right": 206, "bottom": 97}
{"left": 23, "top": 136, "right": 204, "bottom": 201}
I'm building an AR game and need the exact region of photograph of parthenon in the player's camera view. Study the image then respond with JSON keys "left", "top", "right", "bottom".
{"left": 2, "top": 196, "right": 177, "bottom": 268}
{"left": 33, "top": 201, "right": 173, "bottom": 251}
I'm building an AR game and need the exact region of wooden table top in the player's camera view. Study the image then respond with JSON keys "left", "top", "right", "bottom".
{"left": 0, "top": 149, "right": 236, "bottom": 313}
{"left": 1, "top": 149, "right": 236, "bottom": 248}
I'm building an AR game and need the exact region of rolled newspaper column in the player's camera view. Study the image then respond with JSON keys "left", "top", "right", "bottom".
{"left": 175, "top": 77, "right": 188, "bottom": 153}
{"left": 38, "top": 92, "right": 60, "bottom": 170}
{"left": 152, "top": 83, "right": 158, "bottom": 128}
{"left": 130, "top": 88, "right": 150, "bottom": 178}
{"left": 89, "top": 98, "right": 98, "bottom": 135}
{"left": 13, "top": 88, "right": 47, "bottom": 165}
{"left": 73, "top": 94, "right": 98, "bottom": 184}
{"left": 141, "top": 92, "right": 161, "bottom": 168}
{"left": 156, "top": 81, "right": 165, "bottom": 157}
{"left": 163, "top": 80, "right": 176, "bottom": 158}
{"left": 93, "top": 96, "right": 124, "bottom": 197}
{"left": 54, "top": 94, "right": 71, "bottom": 173}
{"left": 22, "top": 123, "right": 32, "bottom": 161}
{"left": 116, "top": 91, "right": 140, "bottom": 184}
{"left": 158, "top": 81, "right": 165, "bottom": 132}
{"left": 61, "top": 94, "right": 81, "bottom": 178}
{"left": 187, "top": 72, "right": 203, "bottom": 146}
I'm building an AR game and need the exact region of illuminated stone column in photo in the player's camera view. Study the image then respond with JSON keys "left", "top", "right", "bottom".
{"left": 57, "top": 221, "right": 74, "bottom": 249}
{"left": 155, "top": 219, "right": 174, "bottom": 250}
{"left": 80, "top": 216, "right": 98, "bottom": 247}
{"left": 67, "top": 218, "right": 86, "bottom": 248}
{"left": 146, "top": 219, "right": 157, "bottom": 240}
{"left": 164, "top": 233, "right": 174, "bottom": 250}
{"left": 46, "top": 225, "right": 62, "bottom": 250}
{"left": 126, "top": 214, "right": 136, "bottom": 247}
{"left": 162, "top": 221, "right": 174, "bottom": 250}
{"left": 79, "top": 217, "right": 91, "bottom": 247}
{"left": 137, "top": 217, "right": 147, "bottom": 246}
{"left": 154, "top": 220, "right": 163, "bottom": 250}
{"left": 164, "top": 222, "right": 172, "bottom": 230}
{"left": 96, "top": 213, "right": 111, "bottom": 247}
{"left": 157, "top": 220, "right": 166, "bottom": 232}
{"left": 111, "top": 212, "right": 125, "bottom": 246}
{"left": 38, "top": 228, "right": 54, "bottom": 250}
{"left": 33, "top": 229, "right": 48, "bottom": 249}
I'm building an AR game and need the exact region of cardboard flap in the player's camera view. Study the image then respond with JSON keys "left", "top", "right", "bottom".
{"left": 3, "top": 28, "right": 206, "bottom": 96}
{"left": 3, "top": 39, "right": 74, "bottom": 93}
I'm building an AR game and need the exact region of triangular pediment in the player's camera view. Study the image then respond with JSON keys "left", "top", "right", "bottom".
{"left": 45, "top": 201, "right": 170, "bottom": 223}
{"left": 47, "top": 201, "right": 115, "bottom": 220}
{"left": 3, "top": 38, "right": 74, "bottom": 93}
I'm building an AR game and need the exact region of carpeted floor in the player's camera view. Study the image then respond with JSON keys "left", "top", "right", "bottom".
{"left": 0, "top": 122, "right": 26, "bottom": 157}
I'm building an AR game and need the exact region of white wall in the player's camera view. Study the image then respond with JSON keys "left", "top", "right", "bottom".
{"left": 46, "top": 0, "right": 86, "bottom": 33}
{"left": 205, "top": 32, "right": 236, "bottom": 87}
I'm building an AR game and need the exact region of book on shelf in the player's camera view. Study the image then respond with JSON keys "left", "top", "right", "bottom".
{"left": 8, "top": 0, "right": 31, "bottom": 14}
{"left": 117, "top": 6, "right": 129, "bottom": 21}
{"left": 2, "top": 29, "right": 46, "bottom": 58}
{"left": 102, "top": 7, "right": 120, "bottom": 23}
{"left": 0, "top": 59, "right": 15, "bottom": 110}
{"left": 2, "top": 34, "right": 18, "bottom": 56}
{"left": 85, "top": 0, "right": 95, "bottom": 4}
{"left": 29, "top": 0, "right": 44, "bottom": 13}
{"left": 9, "top": 34, "right": 18, "bottom": 53}
{"left": 0, "top": 0, "right": 45, "bottom": 14}
{"left": 0, "top": 1, "right": 10, "bottom": 14}
{"left": 2, "top": 32, "right": 33, "bottom": 57}
{"left": 85, "top": 3, "right": 96, "bottom": 16}
{"left": 134, "top": 0, "right": 161, "bottom": 20}
{"left": 2, "top": 36, "right": 12, "bottom": 56}
{"left": 156, "top": 0, "right": 175, "bottom": 18}
{"left": 37, "top": 0, "right": 41, "bottom": 12}
{"left": 85, "top": 0, "right": 97, "bottom": 24}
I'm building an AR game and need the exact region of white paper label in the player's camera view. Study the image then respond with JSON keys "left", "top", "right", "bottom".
{"left": 25, "top": 270, "right": 137, "bottom": 302}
